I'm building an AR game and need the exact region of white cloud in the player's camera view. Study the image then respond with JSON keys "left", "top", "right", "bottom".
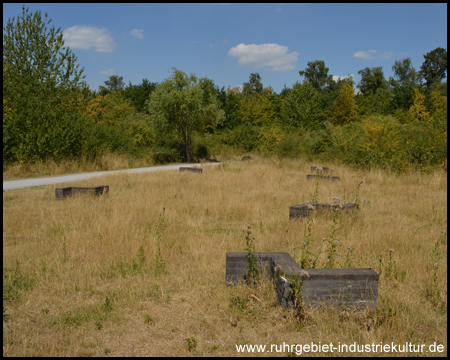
{"left": 63, "top": 25, "right": 116, "bottom": 53}
{"left": 130, "top": 29, "right": 144, "bottom": 39}
{"left": 100, "top": 68, "right": 115, "bottom": 75}
{"left": 353, "top": 50, "right": 396, "bottom": 60}
{"left": 228, "top": 43, "right": 299, "bottom": 71}
{"left": 353, "top": 50, "right": 378, "bottom": 60}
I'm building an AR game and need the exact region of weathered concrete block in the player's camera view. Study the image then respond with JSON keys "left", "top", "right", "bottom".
{"left": 289, "top": 202, "right": 358, "bottom": 220}
{"left": 226, "top": 252, "right": 378, "bottom": 310}
{"left": 179, "top": 167, "right": 202, "bottom": 173}
{"left": 307, "top": 174, "right": 340, "bottom": 181}
{"left": 55, "top": 185, "right": 109, "bottom": 200}
{"left": 311, "top": 166, "right": 329, "bottom": 173}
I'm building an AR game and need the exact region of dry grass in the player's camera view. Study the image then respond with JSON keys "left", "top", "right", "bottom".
{"left": 3, "top": 157, "right": 447, "bottom": 356}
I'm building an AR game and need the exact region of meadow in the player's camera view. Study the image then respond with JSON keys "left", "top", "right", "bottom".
{"left": 3, "top": 157, "right": 447, "bottom": 356}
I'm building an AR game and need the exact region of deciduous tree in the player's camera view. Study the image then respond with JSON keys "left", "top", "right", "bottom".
{"left": 329, "top": 81, "right": 359, "bottom": 125}
{"left": 3, "top": 5, "right": 89, "bottom": 162}
{"left": 147, "top": 68, "right": 224, "bottom": 162}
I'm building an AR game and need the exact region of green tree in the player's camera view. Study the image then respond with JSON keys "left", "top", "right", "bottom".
{"left": 299, "top": 60, "right": 333, "bottom": 92}
{"left": 420, "top": 47, "right": 447, "bottom": 88}
{"left": 329, "top": 81, "right": 359, "bottom": 125}
{"left": 389, "top": 58, "right": 420, "bottom": 111}
{"left": 147, "top": 68, "right": 224, "bottom": 162}
{"left": 99, "top": 75, "right": 125, "bottom": 95}
{"left": 3, "top": 6, "right": 89, "bottom": 162}
{"left": 243, "top": 73, "right": 263, "bottom": 96}
{"left": 279, "top": 81, "right": 322, "bottom": 130}
{"left": 236, "top": 88, "right": 276, "bottom": 126}
{"left": 122, "top": 78, "right": 158, "bottom": 113}
{"left": 357, "top": 67, "right": 388, "bottom": 96}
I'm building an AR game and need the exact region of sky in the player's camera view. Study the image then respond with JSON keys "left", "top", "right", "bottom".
{"left": 3, "top": 3, "right": 448, "bottom": 94}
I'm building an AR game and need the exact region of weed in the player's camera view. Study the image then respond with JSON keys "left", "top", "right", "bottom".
{"left": 374, "top": 249, "right": 406, "bottom": 288}
{"left": 299, "top": 205, "right": 320, "bottom": 269}
{"left": 102, "top": 296, "right": 113, "bottom": 312}
{"left": 185, "top": 337, "right": 197, "bottom": 352}
{"left": 285, "top": 270, "right": 310, "bottom": 323}
{"left": 104, "top": 348, "right": 111, "bottom": 354}
{"left": 229, "top": 293, "right": 248, "bottom": 312}
{"left": 143, "top": 314, "right": 154, "bottom": 324}
{"left": 344, "top": 246, "right": 355, "bottom": 268}
{"left": 42, "top": 308, "right": 49, "bottom": 315}
{"left": 242, "top": 225, "right": 260, "bottom": 285}
{"left": 136, "top": 245, "right": 146, "bottom": 266}
{"left": 323, "top": 197, "right": 343, "bottom": 269}
{"left": 61, "top": 236, "right": 69, "bottom": 263}
{"left": 425, "top": 233, "right": 445, "bottom": 306}
{"left": 154, "top": 208, "right": 166, "bottom": 275}
{"left": 3, "top": 260, "right": 33, "bottom": 301}
{"left": 95, "top": 321, "right": 102, "bottom": 330}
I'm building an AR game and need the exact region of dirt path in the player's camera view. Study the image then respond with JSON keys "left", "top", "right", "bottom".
{"left": 3, "top": 162, "right": 222, "bottom": 190}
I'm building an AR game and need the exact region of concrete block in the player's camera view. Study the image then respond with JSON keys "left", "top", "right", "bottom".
{"left": 289, "top": 202, "right": 358, "bottom": 220}
{"left": 311, "top": 166, "right": 329, "bottom": 173}
{"left": 55, "top": 185, "right": 109, "bottom": 200}
{"left": 226, "top": 252, "right": 378, "bottom": 310}
{"left": 307, "top": 174, "right": 340, "bottom": 181}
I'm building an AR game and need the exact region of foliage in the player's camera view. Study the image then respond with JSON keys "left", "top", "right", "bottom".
{"left": 236, "top": 88, "right": 276, "bottom": 126}
{"left": 279, "top": 81, "right": 323, "bottom": 130}
{"left": 409, "top": 89, "right": 431, "bottom": 122}
{"left": 243, "top": 72, "right": 263, "bottom": 96}
{"left": 98, "top": 75, "right": 125, "bottom": 95}
{"left": 357, "top": 67, "right": 388, "bottom": 96}
{"left": 123, "top": 78, "right": 158, "bottom": 113}
{"left": 328, "top": 82, "right": 359, "bottom": 125}
{"left": 86, "top": 92, "right": 135, "bottom": 126}
{"left": 3, "top": 6, "right": 90, "bottom": 162}
{"left": 420, "top": 47, "right": 447, "bottom": 88}
{"left": 389, "top": 58, "right": 420, "bottom": 111}
{"left": 147, "top": 68, "right": 224, "bottom": 162}
{"left": 298, "top": 60, "right": 333, "bottom": 92}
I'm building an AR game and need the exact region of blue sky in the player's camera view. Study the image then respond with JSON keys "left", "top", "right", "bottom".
{"left": 3, "top": 3, "right": 447, "bottom": 94}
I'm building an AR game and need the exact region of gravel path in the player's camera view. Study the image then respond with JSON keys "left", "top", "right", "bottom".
{"left": 3, "top": 162, "right": 222, "bottom": 191}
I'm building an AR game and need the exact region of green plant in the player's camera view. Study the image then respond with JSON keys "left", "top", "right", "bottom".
{"left": 61, "top": 236, "right": 69, "bottom": 263}
{"left": 185, "top": 337, "right": 198, "bottom": 352}
{"left": 282, "top": 269, "right": 310, "bottom": 323}
{"left": 143, "top": 314, "right": 154, "bottom": 324}
{"left": 154, "top": 208, "right": 167, "bottom": 275}
{"left": 3, "top": 260, "right": 33, "bottom": 301}
{"left": 323, "top": 197, "right": 343, "bottom": 269}
{"left": 344, "top": 246, "right": 355, "bottom": 268}
{"left": 229, "top": 293, "right": 248, "bottom": 312}
{"left": 425, "top": 233, "right": 445, "bottom": 306}
{"left": 299, "top": 204, "right": 321, "bottom": 269}
{"left": 242, "top": 225, "right": 260, "bottom": 285}
{"left": 95, "top": 321, "right": 102, "bottom": 330}
{"left": 102, "top": 296, "right": 113, "bottom": 312}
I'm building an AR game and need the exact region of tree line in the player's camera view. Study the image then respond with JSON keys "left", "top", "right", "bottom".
{"left": 3, "top": 6, "right": 447, "bottom": 172}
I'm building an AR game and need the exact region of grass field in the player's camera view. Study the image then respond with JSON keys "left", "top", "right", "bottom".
{"left": 3, "top": 157, "right": 447, "bottom": 356}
